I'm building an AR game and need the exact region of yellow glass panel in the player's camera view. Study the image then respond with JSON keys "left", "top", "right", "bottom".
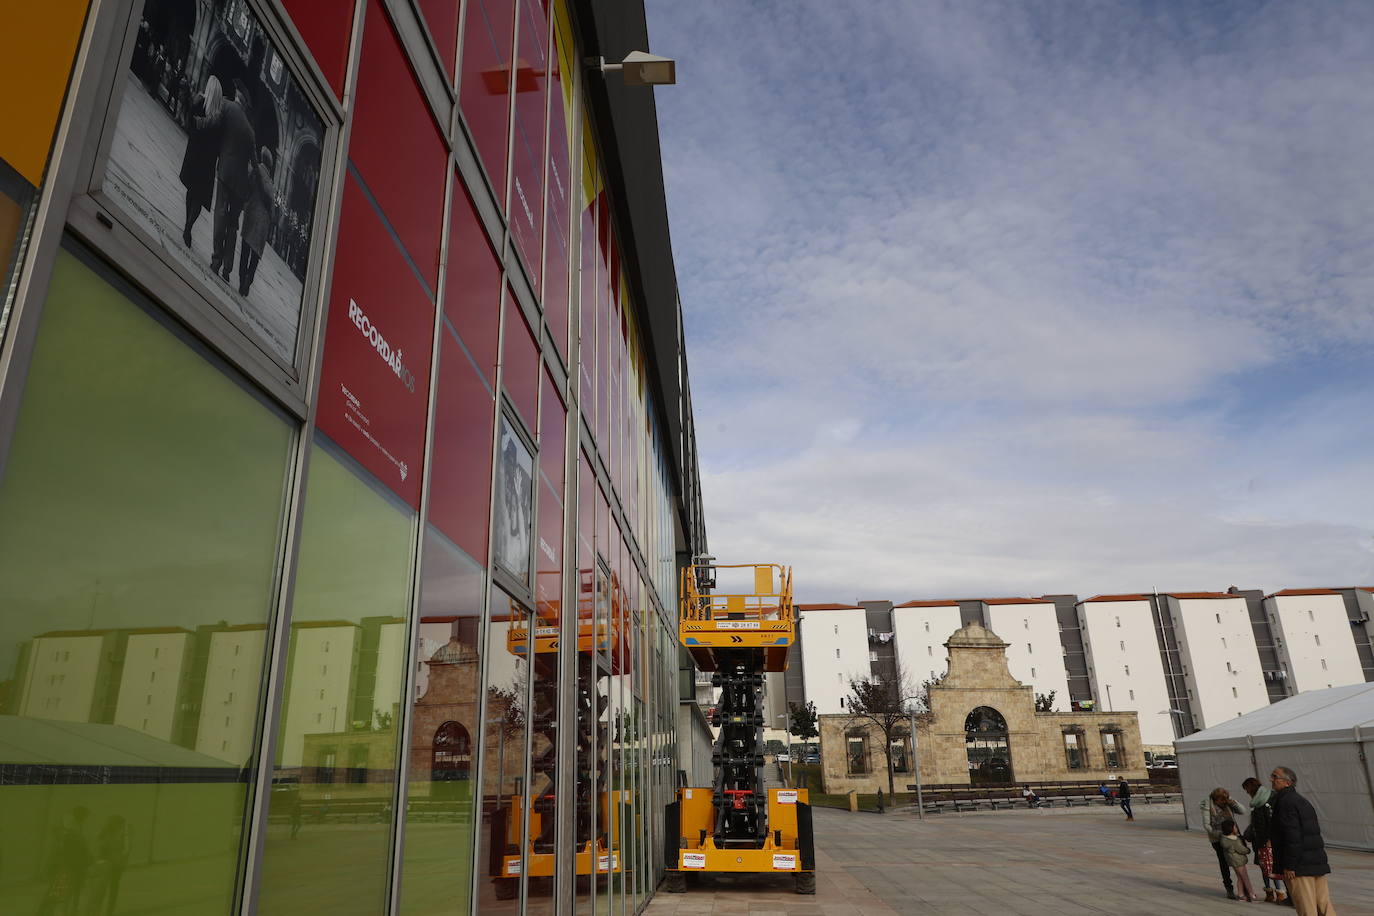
{"left": 0, "top": 0, "right": 90, "bottom": 185}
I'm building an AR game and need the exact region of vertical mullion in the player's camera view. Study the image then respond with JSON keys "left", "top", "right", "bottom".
{"left": 236, "top": 2, "right": 370, "bottom": 913}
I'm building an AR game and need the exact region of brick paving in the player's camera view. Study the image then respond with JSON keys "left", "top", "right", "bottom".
{"left": 646, "top": 803, "right": 1374, "bottom": 915}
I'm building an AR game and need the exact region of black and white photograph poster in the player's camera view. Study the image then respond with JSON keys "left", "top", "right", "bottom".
{"left": 494, "top": 418, "right": 535, "bottom": 584}
{"left": 104, "top": 0, "right": 324, "bottom": 365}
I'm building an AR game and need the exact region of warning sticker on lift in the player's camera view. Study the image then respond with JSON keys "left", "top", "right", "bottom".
{"left": 505, "top": 860, "right": 521, "bottom": 875}
{"left": 598, "top": 854, "right": 619, "bottom": 871}
{"left": 776, "top": 790, "right": 798, "bottom": 804}
{"left": 682, "top": 853, "right": 706, "bottom": 869}
{"left": 772, "top": 854, "right": 797, "bottom": 870}
{"left": 715, "top": 621, "right": 761, "bottom": 629}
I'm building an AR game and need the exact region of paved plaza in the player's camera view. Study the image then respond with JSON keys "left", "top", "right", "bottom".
{"left": 646, "top": 803, "right": 1374, "bottom": 915}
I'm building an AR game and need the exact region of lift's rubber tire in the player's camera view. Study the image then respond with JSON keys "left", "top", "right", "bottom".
{"left": 665, "top": 871, "right": 687, "bottom": 894}
{"left": 494, "top": 878, "right": 518, "bottom": 900}
{"left": 794, "top": 872, "right": 816, "bottom": 895}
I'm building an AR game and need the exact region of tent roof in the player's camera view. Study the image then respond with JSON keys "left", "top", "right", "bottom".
{"left": 0, "top": 715, "right": 234, "bottom": 767}
{"left": 1175, "top": 683, "right": 1374, "bottom": 752}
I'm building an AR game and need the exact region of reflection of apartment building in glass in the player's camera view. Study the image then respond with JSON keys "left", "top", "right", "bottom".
{"left": 0, "top": 2, "right": 706, "bottom": 913}
{"left": 791, "top": 587, "right": 1374, "bottom": 753}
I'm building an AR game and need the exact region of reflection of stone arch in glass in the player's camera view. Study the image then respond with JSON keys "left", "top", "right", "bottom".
{"left": 964, "top": 706, "right": 1012, "bottom": 785}
{"left": 431, "top": 720, "right": 471, "bottom": 781}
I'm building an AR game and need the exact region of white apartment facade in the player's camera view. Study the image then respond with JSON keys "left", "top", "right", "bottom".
{"left": 796, "top": 604, "right": 871, "bottom": 714}
{"left": 1266, "top": 589, "right": 1365, "bottom": 693}
{"left": 789, "top": 587, "right": 1372, "bottom": 747}
{"left": 891, "top": 601, "right": 962, "bottom": 692}
{"left": 983, "top": 598, "right": 1071, "bottom": 711}
{"left": 112, "top": 629, "right": 193, "bottom": 742}
{"left": 1170, "top": 593, "right": 1270, "bottom": 729}
{"left": 1077, "top": 595, "right": 1177, "bottom": 745}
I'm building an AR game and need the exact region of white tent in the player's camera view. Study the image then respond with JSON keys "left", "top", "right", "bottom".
{"left": 1174, "top": 682, "right": 1374, "bottom": 851}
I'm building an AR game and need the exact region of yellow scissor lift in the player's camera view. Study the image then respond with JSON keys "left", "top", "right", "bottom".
{"left": 665, "top": 563, "right": 815, "bottom": 895}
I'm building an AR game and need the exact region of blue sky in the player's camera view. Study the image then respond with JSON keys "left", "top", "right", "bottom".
{"left": 644, "top": 0, "right": 1374, "bottom": 603}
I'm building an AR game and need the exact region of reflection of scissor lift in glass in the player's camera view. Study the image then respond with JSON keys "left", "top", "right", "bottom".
{"left": 490, "top": 569, "right": 624, "bottom": 899}
{"left": 665, "top": 563, "right": 815, "bottom": 895}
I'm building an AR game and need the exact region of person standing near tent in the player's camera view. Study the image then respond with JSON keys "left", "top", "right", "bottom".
{"left": 1270, "top": 766, "right": 1336, "bottom": 916}
{"left": 1241, "top": 776, "right": 1283, "bottom": 903}
{"left": 1202, "top": 787, "right": 1245, "bottom": 899}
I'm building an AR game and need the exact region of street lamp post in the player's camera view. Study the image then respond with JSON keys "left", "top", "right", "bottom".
{"left": 903, "top": 696, "right": 925, "bottom": 821}
{"left": 776, "top": 714, "right": 792, "bottom": 787}
{"left": 1159, "top": 708, "right": 1187, "bottom": 741}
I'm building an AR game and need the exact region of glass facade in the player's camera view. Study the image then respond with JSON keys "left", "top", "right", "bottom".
{"left": 0, "top": 2, "right": 704, "bottom": 914}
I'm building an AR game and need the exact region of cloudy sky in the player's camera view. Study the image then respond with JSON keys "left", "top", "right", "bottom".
{"left": 644, "top": 0, "right": 1374, "bottom": 604}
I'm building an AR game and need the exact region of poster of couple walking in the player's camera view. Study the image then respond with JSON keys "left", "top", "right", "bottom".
{"left": 102, "top": 0, "right": 325, "bottom": 367}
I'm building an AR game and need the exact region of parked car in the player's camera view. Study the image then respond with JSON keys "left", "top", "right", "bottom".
{"left": 775, "top": 753, "right": 791, "bottom": 763}
{"left": 804, "top": 753, "right": 820, "bottom": 765}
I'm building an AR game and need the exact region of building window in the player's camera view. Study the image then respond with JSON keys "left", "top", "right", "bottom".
{"left": 927, "top": 645, "right": 932, "bottom": 656}
{"left": 1115, "top": 616, "right": 1120, "bottom": 628}
{"left": 1031, "top": 667, "right": 1036, "bottom": 678}
{"left": 1128, "top": 689, "right": 1135, "bottom": 701}
{"left": 1232, "top": 687, "right": 1238, "bottom": 698}
{"left": 890, "top": 731, "right": 911, "bottom": 772}
{"left": 846, "top": 733, "right": 869, "bottom": 774}
{"left": 1063, "top": 730, "right": 1084, "bottom": 769}
{"left": 1119, "top": 640, "right": 1125, "bottom": 651}
{"left": 835, "top": 648, "right": 841, "bottom": 659}
{"left": 1124, "top": 664, "right": 1130, "bottom": 676}
{"left": 1101, "top": 731, "right": 1120, "bottom": 768}
{"left": 1023, "top": 618, "right": 1029, "bottom": 629}
{"left": 1027, "top": 643, "right": 1032, "bottom": 654}
{"left": 1308, "top": 610, "right": 1314, "bottom": 621}
{"left": 1314, "top": 634, "right": 1321, "bottom": 646}
{"left": 1321, "top": 659, "right": 1328, "bottom": 671}
{"left": 834, "top": 625, "right": 838, "bottom": 635}
{"left": 1221, "top": 637, "right": 1227, "bottom": 649}
{"left": 1226, "top": 662, "right": 1232, "bottom": 673}
{"left": 840, "top": 696, "right": 845, "bottom": 708}
{"left": 1215, "top": 613, "right": 1221, "bottom": 623}
{"left": 869, "top": 650, "right": 878, "bottom": 662}
{"left": 924, "top": 621, "right": 930, "bottom": 632}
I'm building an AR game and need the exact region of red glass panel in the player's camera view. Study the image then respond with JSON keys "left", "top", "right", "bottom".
{"left": 282, "top": 0, "right": 352, "bottom": 98}
{"left": 459, "top": 0, "right": 515, "bottom": 198}
{"left": 508, "top": 0, "right": 548, "bottom": 287}
{"left": 418, "top": 0, "right": 460, "bottom": 80}
{"left": 428, "top": 327, "right": 495, "bottom": 562}
{"left": 543, "top": 75, "right": 571, "bottom": 359}
{"left": 316, "top": 174, "right": 435, "bottom": 508}
{"left": 352, "top": 0, "right": 447, "bottom": 288}
{"left": 444, "top": 177, "right": 502, "bottom": 385}
{"left": 501, "top": 296, "right": 539, "bottom": 430}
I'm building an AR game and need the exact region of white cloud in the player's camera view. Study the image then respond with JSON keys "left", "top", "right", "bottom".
{"left": 649, "top": 0, "right": 1374, "bottom": 600}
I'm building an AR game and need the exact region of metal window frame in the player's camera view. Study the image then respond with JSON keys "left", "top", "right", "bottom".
{"left": 65, "top": 0, "right": 348, "bottom": 414}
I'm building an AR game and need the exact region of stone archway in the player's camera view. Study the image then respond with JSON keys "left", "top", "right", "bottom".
{"left": 965, "top": 706, "right": 1013, "bottom": 785}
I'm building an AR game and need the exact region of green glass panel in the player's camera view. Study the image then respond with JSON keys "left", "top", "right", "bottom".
{"left": 397, "top": 527, "right": 484, "bottom": 915}
{"left": 0, "top": 247, "right": 294, "bottom": 914}
{"left": 255, "top": 443, "right": 414, "bottom": 915}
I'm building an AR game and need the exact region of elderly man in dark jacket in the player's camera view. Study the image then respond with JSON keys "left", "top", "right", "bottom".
{"left": 1269, "top": 766, "right": 1336, "bottom": 915}
{"left": 207, "top": 81, "right": 257, "bottom": 282}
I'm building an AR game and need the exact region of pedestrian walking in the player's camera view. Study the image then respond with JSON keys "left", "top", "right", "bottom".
{"left": 1202, "top": 786, "right": 1245, "bottom": 900}
{"left": 1270, "top": 766, "right": 1336, "bottom": 916}
{"left": 238, "top": 148, "right": 275, "bottom": 296}
{"left": 1241, "top": 776, "right": 1284, "bottom": 903}
{"left": 1219, "top": 818, "right": 1258, "bottom": 902}
{"left": 1117, "top": 777, "right": 1133, "bottom": 821}
{"left": 180, "top": 74, "right": 223, "bottom": 248}
{"left": 206, "top": 80, "right": 257, "bottom": 282}
{"left": 83, "top": 814, "right": 130, "bottom": 916}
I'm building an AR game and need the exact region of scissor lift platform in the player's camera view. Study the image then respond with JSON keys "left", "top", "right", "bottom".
{"left": 667, "top": 562, "right": 815, "bottom": 895}
{"left": 679, "top": 563, "right": 794, "bottom": 672}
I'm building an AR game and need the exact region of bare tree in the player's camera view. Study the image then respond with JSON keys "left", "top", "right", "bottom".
{"left": 844, "top": 660, "right": 923, "bottom": 797}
